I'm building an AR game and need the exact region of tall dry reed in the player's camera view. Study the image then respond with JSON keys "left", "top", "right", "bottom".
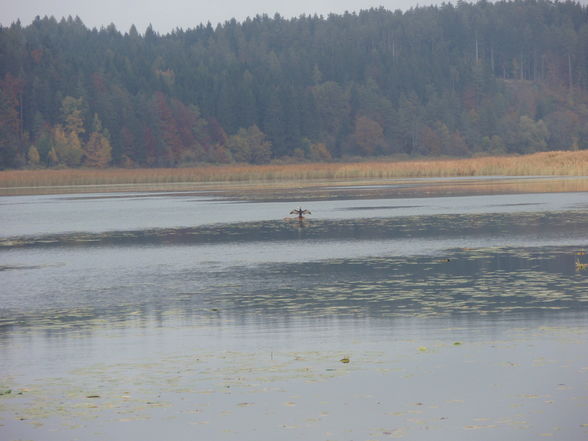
{"left": 1, "top": 150, "right": 587, "bottom": 190}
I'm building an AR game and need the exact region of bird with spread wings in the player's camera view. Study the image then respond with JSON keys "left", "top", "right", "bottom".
{"left": 290, "top": 207, "right": 311, "bottom": 219}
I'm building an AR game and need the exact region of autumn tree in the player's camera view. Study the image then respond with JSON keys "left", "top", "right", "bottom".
{"left": 153, "top": 92, "right": 181, "bottom": 165}
{"left": 52, "top": 125, "right": 84, "bottom": 166}
{"left": 48, "top": 96, "right": 86, "bottom": 166}
{"left": 84, "top": 114, "right": 112, "bottom": 167}
{"left": 515, "top": 115, "right": 549, "bottom": 153}
{"left": 61, "top": 96, "right": 85, "bottom": 138}
{"left": 27, "top": 145, "right": 41, "bottom": 166}
{"left": 418, "top": 126, "right": 442, "bottom": 156}
{"left": 351, "top": 116, "right": 388, "bottom": 156}
{"left": 544, "top": 110, "right": 580, "bottom": 150}
{"left": 308, "top": 142, "right": 332, "bottom": 161}
{"left": 47, "top": 147, "right": 59, "bottom": 166}
{"left": 481, "top": 135, "right": 506, "bottom": 155}
{"left": 226, "top": 125, "right": 272, "bottom": 164}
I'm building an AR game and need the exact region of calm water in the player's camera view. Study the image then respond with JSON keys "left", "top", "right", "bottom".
{"left": 1, "top": 180, "right": 587, "bottom": 440}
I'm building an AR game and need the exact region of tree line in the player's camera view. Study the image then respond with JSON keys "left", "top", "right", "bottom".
{"left": 1, "top": 0, "right": 588, "bottom": 169}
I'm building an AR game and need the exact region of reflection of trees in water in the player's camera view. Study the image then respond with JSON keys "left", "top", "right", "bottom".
{"left": 3, "top": 246, "right": 586, "bottom": 337}
{"left": 222, "top": 247, "right": 587, "bottom": 317}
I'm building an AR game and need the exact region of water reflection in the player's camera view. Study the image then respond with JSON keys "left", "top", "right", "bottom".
{"left": 1, "top": 244, "right": 586, "bottom": 334}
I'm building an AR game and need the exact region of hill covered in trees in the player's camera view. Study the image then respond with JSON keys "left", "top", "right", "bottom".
{"left": 1, "top": 0, "right": 588, "bottom": 169}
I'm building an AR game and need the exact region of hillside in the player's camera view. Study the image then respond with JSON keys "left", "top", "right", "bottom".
{"left": 1, "top": 0, "right": 588, "bottom": 169}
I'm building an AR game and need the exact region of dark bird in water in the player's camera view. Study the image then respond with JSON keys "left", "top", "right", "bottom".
{"left": 290, "top": 207, "right": 311, "bottom": 219}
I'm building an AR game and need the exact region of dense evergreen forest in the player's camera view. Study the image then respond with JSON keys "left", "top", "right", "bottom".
{"left": 1, "top": 0, "right": 588, "bottom": 169}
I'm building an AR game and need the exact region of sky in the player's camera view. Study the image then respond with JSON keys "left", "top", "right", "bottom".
{"left": 1, "top": 0, "right": 447, "bottom": 34}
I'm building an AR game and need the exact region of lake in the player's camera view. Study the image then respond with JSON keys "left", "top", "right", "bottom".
{"left": 1, "top": 177, "right": 587, "bottom": 440}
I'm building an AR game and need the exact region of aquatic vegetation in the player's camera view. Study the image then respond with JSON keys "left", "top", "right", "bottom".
{"left": 3, "top": 327, "right": 586, "bottom": 441}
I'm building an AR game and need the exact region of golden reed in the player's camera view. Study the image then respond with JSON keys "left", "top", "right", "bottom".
{"left": 1, "top": 150, "right": 587, "bottom": 190}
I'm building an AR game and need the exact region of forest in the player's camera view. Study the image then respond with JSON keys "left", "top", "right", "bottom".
{"left": 1, "top": 0, "right": 588, "bottom": 169}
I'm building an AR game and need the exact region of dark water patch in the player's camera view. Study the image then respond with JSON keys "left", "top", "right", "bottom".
{"left": 0, "top": 264, "right": 59, "bottom": 271}
{"left": 1, "top": 209, "right": 587, "bottom": 250}
{"left": 60, "top": 191, "right": 218, "bottom": 201}
{"left": 338, "top": 205, "right": 418, "bottom": 211}
{"left": 488, "top": 202, "right": 543, "bottom": 207}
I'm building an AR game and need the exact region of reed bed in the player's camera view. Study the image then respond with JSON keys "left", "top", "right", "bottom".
{"left": 1, "top": 150, "right": 587, "bottom": 190}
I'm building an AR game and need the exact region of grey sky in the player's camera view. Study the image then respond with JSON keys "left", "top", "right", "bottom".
{"left": 2, "top": 0, "right": 447, "bottom": 34}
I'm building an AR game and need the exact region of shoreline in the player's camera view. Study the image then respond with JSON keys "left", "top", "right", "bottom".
{"left": 1, "top": 151, "right": 587, "bottom": 196}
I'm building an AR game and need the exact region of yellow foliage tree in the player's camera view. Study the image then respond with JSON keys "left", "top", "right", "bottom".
{"left": 84, "top": 132, "right": 112, "bottom": 167}
{"left": 53, "top": 125, "right": 84, "bottom": 166}
{"left": 27, "top": 145, "right": 40, "bottom": 166}
{"left": 308, "top": 142, "right": 332, "bottom": 161}
{"left": 84, "top": 114, "right": 112, "bottom": 167}
{"left": 47, "top": 147, "right": 59, "bottom": 165}
{"left": 60, "top": 96, "right": 85, "bottom": 138}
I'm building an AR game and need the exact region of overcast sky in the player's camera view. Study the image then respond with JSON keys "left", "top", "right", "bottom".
{"left": 1, "top": 0, "right": 453, "bottom": 34}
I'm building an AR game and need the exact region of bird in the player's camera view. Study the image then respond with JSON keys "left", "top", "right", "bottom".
{"left": 290, "top": 207, "right": 311, "bottom": 219}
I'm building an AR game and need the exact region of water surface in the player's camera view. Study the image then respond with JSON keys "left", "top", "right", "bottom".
{"left": 1, "top": 179, "right": 587, "bottom": 441}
